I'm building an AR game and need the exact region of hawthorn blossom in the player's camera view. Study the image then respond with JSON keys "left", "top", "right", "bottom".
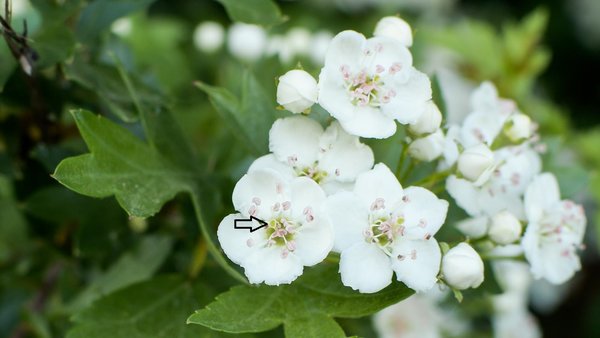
{"left": 249, "top": 116, "right": 374, "bottom": 194}
{"left": 447, "top": 145, "right": 541, "bottom": 220}
{"left": 326, "top": 163, "right": 448, "bottom": 293}
{"left": 276, "top": 70, "right": 318, "bottom": 114}
{"left": 217, "top": 169, "right": 333, "bottom": 285}
{"left": 521, "top": 173, "right": 586, "bottom": 284}
{"left": 441, "top": 243, "right": 484, "bottom": 290}
{"left": 318, "top": 30, "right": 432, "bottom": 138}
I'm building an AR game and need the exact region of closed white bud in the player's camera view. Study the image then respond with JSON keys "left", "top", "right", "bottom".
{"left": 458, "top": 144, "right": 495, "bottom": 184}
{"left": 194, "top": 21, "right": 225, "bottom": 53}
{"left": 277, "top": 70, "right": 318, "bottom": 114}
{"left": 504, "top": 113, "right": 532, "bottom": 142}
{"left": 488, "top": 211, "right": 522, "bottom": 245}
{"left": 408, "top": 129, "right": 444, "bottom": 161}
{"left": 373, "top": 16, "right": 413, "bottom": 47}
{"left": 227, "top": 23, "right": 267, "bottom": 62}
{"left": 409, "top": 101, "right": 442, "bottom": 135}
{"left": 442, "top": 243, "right": 484, "bottom": 290}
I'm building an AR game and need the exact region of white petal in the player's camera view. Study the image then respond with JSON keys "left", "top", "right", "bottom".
{"left": 289, "top": 176, "right": 327, "bottom": 222}
{"left": 399, "top": 186, "right": 448, "bottom": 239}
{"left": 391, "top": 238, "right": 441, "bottom": 292}
{"left": 217, "top": 213, "right": 264, "bottom": 265}
{"left": 525, "top": 173, "right": 560, "bottom": 223}
{"left": 320, "top": 180, "right": 354, "bottom": 196}
{"left": 326, "top": 191, "right": 369, "bottom": 252}
{"left": 446, "top": 175, "right": 482, "bottom": 216}
{"left": 382, "top": 68, "right": 432, "bottom": 125}
{"left": 269, "top": 116, "right": 322, "bottom": 168}
{"left": 293, "top": 217, "right": 334, "bottom": 266}
{"left": 364, "top": 36, "right": 413, "bottom": 81}
{"left": 242, "top": 246, "right": 304, "bottom": 285}
{"left": 318, "top": 72, "right": 357, "bottom": 122}
{"left": 354, "top": 163, "right": 404, "bottom": 212}
{"left": 232, "top": 169, "right": 288, "bottom": 220}
{"left": 337, "top": 105, "right": 397, "bottom": 139}
{"left": 323, "top": 30, "right": 365, "bottom": 71}
{"left": 318, "top": 121, "right": 374, "bottom": 182}
{"left": 538, "top": 243, "right": 581, "bottom": 284}
{"left": 339, "top": 241, "right": 393, "bottom": 293}
{"left": 459, "top": 111, "right": 505, "bottom": 148}
{"left": 248, "top": 154, "right": 296, "bottom": 180}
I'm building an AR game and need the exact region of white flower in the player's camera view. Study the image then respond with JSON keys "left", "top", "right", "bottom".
{"left": 408, "top": 129, "right": 444, "bottom": 162}
{"left": 489, "top": 210, "right": 522, "bottom": 245}
{"left": 521, "top": 173, "right": 586, "bottom": 284}
{"left": 326, "top": 163, "right": 449, "bottom": 293}
{"left": 318, "top": 30, "right": 431, "bottom": 138}
{"left": 217, "top": 169, "right": 333, "bottom": 285}
{"left": 457, "top": 144, "right": 495, "bottom": 185}
{"left": 409, "top": 101, "right": 442, "bottom": 135}
{"left": 447, "top": 145, "right": 541, "bottom": 219}
{"left": 285, "top": 27, "right": 312, "bottom": 58}
{"left": 442, "top": 242, "right": 484, "bottom": 290}
{"left": 249, "top": 116, "right": 374, "bottom": 194}
{"left": 276, "top": 70, "right": 318, "bottom": 114}
{"left": 111, "top": 18, "right": 133, "bottom": 37}
{"left": 227, "top": 23, "right": 267, "bottom": 62}
{"left": 455, "top": 216, "right": 489, "bottom": 239}
{"left": 492, "top": 310, "right": 542, "bottom": 338}
{"left": 373, "top": 16, "right": 413, "bottom": 47}
{"left": 193, "top": 21, "right": 225, "bottom": 53}
{"left": 504, "top": 113, "right": 533, "bottom": 142}
{"left": 459, "top": 82, "right": 516, "bottom": 148}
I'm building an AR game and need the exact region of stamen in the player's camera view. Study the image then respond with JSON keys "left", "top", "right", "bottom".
{"left": 246, "top": 238, "right": 254, "bottom": 247}
{"left": 252, "top": 197, "right": 261, "bottom": 206}
{"left": 282, "top": 201, "right": 291, "bottom": 211}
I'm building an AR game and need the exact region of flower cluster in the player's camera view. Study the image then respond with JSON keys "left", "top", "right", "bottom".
{"left": 216, "top": 15, "right": 587, "bottom": 303}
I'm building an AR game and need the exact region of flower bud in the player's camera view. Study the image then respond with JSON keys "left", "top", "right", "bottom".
{"left": 409, "top": 101, "right": 442, "bottom": 135}
{"left": 442, "top": 243, "right": 484, "bottom": 290}
{"left": 408, "top": 129, "right": 444, "bottom": 162}
{"left": 227, "top": 23, "right": 267, "bottom": 62}
{"left": 488, "top": 211, "right": 522, "bottom": 245}
{"left": 457, "top": 144, "right": 495, "bottom": 184}
{"left": 194, "top": 21, "right": 225, "bottom": 53}
{"left": 373, "top": 16, "right": 413, "bottom": 47}
{"left": 504, "top": 113, "right": 532, "bottom": 142}
{"left": 277, "top": 70, "right": 318, "bottom": 114}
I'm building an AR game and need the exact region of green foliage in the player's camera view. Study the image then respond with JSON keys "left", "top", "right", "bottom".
{"left": 53, "top": 110, "right": 190, "bottom": 217}
{"left": 67, "top": 275, "right": 249, "bottom": 338}
{"left": 195, "top": 70, "right": 278, "bottom": 156}
{"left": 0, "top": 175, "right": 27, "bottom": 263}
{"left": 188, "top": 264, "right": 413, "bottom": 337}
{"left": 216, "top": 0, "right": 285, "bottom": 27}
{"left": 76, "top": 0, "right": 157, "bottom": 43}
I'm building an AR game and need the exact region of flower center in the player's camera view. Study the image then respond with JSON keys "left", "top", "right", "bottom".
{"left": 340, "top": 63, "right": 400, "bottom": 107}
{"left": 298, "top": 165, "right": 328, "bottom": 184}
{"left": 265, "top": 216, "right": 299, "bottom": 258}
{"left": 364, "top": 213, "right": 405, "bottom": 256}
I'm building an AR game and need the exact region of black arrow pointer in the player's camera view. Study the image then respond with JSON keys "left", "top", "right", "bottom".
{"left": 234, "top": 216, "right": 268, "bottom": 232}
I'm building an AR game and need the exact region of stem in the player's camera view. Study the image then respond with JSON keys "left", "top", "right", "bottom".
{"left": 411, "top": 168, "right": 452, "bottom": 188}
{"left": 188, "top": 237, "right": 208, "bottom": 279}
{"left": 395, "top": 142, "right": 408, "bottom": 177}
{"left": 401, "top": 160, "right": 415, "bottom": 182}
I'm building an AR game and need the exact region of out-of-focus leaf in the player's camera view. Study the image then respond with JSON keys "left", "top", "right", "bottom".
{"left": 187, "top": 264, "right": 413, "bottom": 337}
{"left": 75, "top": 0, "right": 157, "bottom": 43}
{"left": 66, "top": 275, "right": 251, "bottom": 338}
{"left": 0, "top": 42, "right": 16, "bottom": 93}
{"left": 0, "top": 175, "right": 28, "bottom": 262}
{"left": 195, "top": 70, "right": 276, "bottom": 156}
{"left": 32, "top": 24, "right": 76, "bottom": 68}
{"left": 67, "top": 235, "right": 173, "bottom": 312}
{"left": 64, "top": 57, "right": 164, "bottom": 122}
{"left": 216, "top": 0, "right": 284, "bottom": 27}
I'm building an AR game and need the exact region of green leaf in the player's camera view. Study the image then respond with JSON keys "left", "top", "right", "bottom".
{"left": 53, "top": 109, "right": 247, "bottom": 284}
{"left": 76, "top": 0, "right": 157, "bottom": 43}
{"left": 66, "top": 275, "right": 251, "bottom": 338}
{"left": 195, "top": 70, "right": 276, "bottom": 156}
{"left": 188, "top": 264, "right": 413, "bottom": 336}
{"left": 0, "top": 40, "right": 17, "bottom": 93}
{"left": 53, "top": 110, "right": 191, "bottom": 217}
{"left": 67, "top": 235, "right": 173, "bottom": 312}
{"left": 0, "top": 175, "right": 28, "bottom": 262}
{"left": 216, "top": 0, "right": 284, "bottom": 27}
{"left": 284, "top": 315, "right": 346, "bottom": 338}
{"left": 31, "top": 24, "right": 76, "bottom": 68}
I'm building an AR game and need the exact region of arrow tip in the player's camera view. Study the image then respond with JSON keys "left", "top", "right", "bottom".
{"left": 249, "top": 216, "right": 268, "bottom": 231}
